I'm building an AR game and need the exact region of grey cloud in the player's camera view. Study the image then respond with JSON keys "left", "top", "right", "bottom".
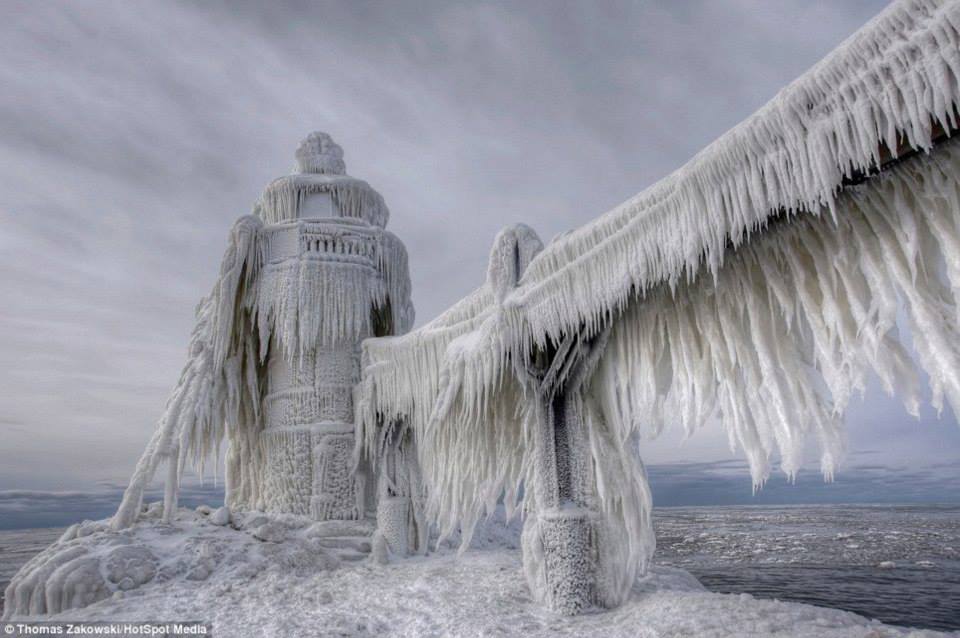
{"left": 3, "top": 0, "right": 956, "bottom": 503}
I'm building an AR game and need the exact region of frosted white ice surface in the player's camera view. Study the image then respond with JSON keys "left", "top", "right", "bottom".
{"left": 4, "top": 510, "right": 952, "bottom": 637}
{"left": 3, "top": 506, "right": 362, "bottom": 619}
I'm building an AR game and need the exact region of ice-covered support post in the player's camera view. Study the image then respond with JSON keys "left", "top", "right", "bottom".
{"left": 522, "top": 324, "right": 612, "bottom": 615}
{"left": 162, "top": 444, "right": 180, "bottom": 524}
{"left": 370, "top": 418, "right": 427, "bottom": 560}
{"left": 484, "top": 223, "right": 618, "bottom": 613}
{"left": 359, "top": 222, "right": 654, "bottom": 607}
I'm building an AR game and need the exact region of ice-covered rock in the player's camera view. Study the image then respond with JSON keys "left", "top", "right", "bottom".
{"left": 58, "top": 524, "right": 80, "bottom": 543}
{"left": 5, "top": 545, "right": 86, "bottom": 616}
{"left": 2, "top": 509, "right": 351, "bottom": 620}
{"left": 253, "top": 522, "right": 287, "bottom": 543}
{"left": 209, "top": 506, "right": 231, "bottom": 527}
{"left": 143, "top": 502, "right": 163, "bottom": 519}
{"left": 370, "top": 532, "right": 389, "bottom": 565}
{"left": 103, "top": 546, "right": 157, "bottom": 589}
{"left": 241, "top": 514, "right": 270, "bottom": 531}
{"left": 305, "top": 519, "right": 375, "bottom": 539}
{"left": 76, "top": 521, "right": 108, "bottom": 538}
{"left": 186, "top": 562, "right": 214, "bottom": 581}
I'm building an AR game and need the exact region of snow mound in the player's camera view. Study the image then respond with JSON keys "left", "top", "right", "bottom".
{"left": 3, "top": 505, "right": 365, "bottom": 619}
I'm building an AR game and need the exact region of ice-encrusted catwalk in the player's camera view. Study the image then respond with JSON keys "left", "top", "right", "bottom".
{"left": 356, "top": 0, "right": 960, "bottom": 613}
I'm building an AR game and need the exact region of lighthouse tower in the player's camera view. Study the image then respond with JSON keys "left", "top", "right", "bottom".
{"left": 253, "top": 132, "right": 413, "bottom": 520}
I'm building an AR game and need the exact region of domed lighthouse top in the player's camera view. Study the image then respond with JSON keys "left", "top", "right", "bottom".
{"left": 259, "top": 131, "right": 390, "bottom": 228}
{"left": 250, "top": 131, "right": 414, "bottom": 350}
{"left": 295, "top": 131, "right": 346, "bottom": 174}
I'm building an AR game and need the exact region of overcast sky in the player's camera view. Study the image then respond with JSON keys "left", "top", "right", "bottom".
{"left": 1, "top": 0, "right": 958, "bottom": 528}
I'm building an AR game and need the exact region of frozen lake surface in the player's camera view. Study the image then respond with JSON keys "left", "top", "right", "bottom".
{"left": 2, "top": 505, "right": 957, "bottom": 631}
{"left": 653, "top": 504, "right": 960, "bottom": 631}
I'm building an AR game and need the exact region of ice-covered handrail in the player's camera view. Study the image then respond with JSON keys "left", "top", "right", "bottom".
{"left": 355, "top": 224, "right": 542, "bottom": 467}
{"left": 506, "top": 0, "right": 960, "bottom": 350}
{"left": 592, "top": 141, "right": 960, "bottom": 489}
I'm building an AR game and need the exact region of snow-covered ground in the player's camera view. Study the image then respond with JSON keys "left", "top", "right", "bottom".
{"left": 3, "top": 505, "right": 954, "bottom": 637}
{"left": 55, "top": 551, "right": 948, "bottom": 638}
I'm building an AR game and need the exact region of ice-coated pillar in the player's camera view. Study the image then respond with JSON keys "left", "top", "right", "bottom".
{"left": 523, "top": 326, "right": 611, "bottom": 614}
{"left": 253, "top": 132, "right": 413, "bottom": 521}
{"left": 261, "top": 338, "right": 366, "bottom": 519}
{"left": 538, "top": 508, "right": 598, "bottom": 614}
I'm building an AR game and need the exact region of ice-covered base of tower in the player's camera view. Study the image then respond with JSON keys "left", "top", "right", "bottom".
{"left": 4, "top": 509, "right": 947, "bottom": 638}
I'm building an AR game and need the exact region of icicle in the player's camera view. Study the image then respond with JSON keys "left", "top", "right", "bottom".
{"left": 596, "top": 136, "right": 960, "bottom": 493}
{"left": 112, "top": 216, "right": 265, "bottom": 529}
{"left": 259, "top": 174, "right": 389, "bottom": 228}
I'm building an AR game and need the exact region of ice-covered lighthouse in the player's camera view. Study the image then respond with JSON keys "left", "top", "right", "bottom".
{"left": 111, "top": 132, "right": 414, "bottom": 528}
{"left": 252, "top": 132, "right": 414, "bottom": 519}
